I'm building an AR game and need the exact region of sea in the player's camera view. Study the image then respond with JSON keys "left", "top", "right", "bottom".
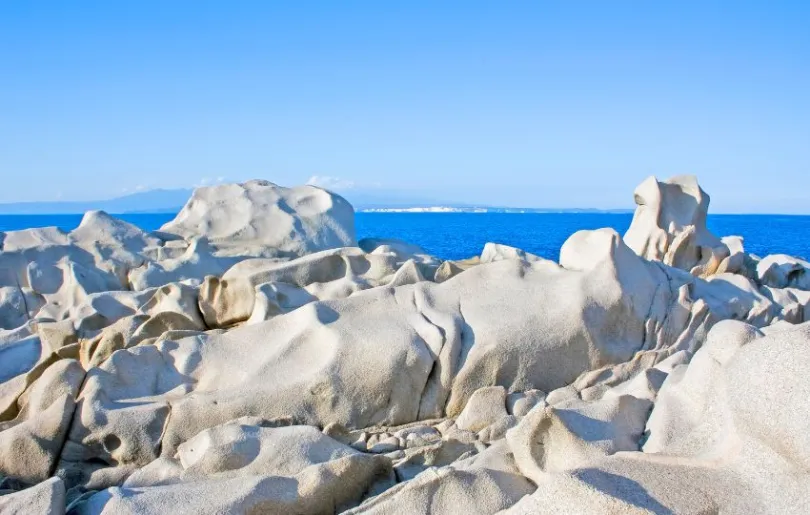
{"left": 1, "top": 213, "right": 809, "bottom": 262}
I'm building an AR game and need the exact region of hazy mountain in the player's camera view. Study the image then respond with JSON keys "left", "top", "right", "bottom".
{"left": 0, "top": 187, "right": 450, "bottom": 214}
{"left": 0, "top": 189, "right": 194, "bottom": 214}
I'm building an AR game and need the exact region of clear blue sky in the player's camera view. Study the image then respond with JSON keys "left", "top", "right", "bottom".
{"left": 1, "top": 2, "right": 808, "bottom": 212}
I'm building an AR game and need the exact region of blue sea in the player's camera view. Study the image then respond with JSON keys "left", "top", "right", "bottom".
{"left": 1, "top": 213, "right": 809, "bottom": 262}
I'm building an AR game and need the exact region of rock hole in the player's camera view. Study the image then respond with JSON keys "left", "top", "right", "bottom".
{"left": 103, "top": 434, "right": 122, "bottom": 453}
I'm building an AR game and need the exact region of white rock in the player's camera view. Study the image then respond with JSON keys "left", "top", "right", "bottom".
{"left": 0, "top": 477, "right": 66, "bottom": 515}
{"left": 1, "top": 176, "right": 808, "bottom": 514}
{"left": 57, "top": 226, "right": 735, "bottom": 487}
{"left": 160, "top": 180, "right": 356, "bottom": 257}
{"left": 507, "top": 394, "right": 651, "bottom": 481}
{"left": 506, "top": 321, "right": 810, "bottom": 515}
{"left": 479, "top": 242, "right": 545, "bottom": 264}
{"left": 0, "top": 359, "right": 84, "bottom": 484}
{"left": 757, "top": 254, "right": 810, "bottom": 290}
{"left": 67, "top": 421, "right": 391, "bottom": 513}
{"left": 624, "top": 175, "right": 737, "bottom": 276}
{"left": 454, "top": 386, "right": 508, "bottom": 432}
{"left": 367, "top": 436, "right": 400, "bottom": 454}
{"left": 506, "top": 390, "right": 546, "bottom": 417}
{"left": 198, "top": 247, "right": 399, "bottom": 328}
{"left": 346, "top": 440, "right": 535, "bottom": 515}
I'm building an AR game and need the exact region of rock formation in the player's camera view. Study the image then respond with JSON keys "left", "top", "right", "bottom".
{"left": 1, "top": 176, "right": 808, "bottom": 514}
{"left": 624, "top": 175, "right": 743, "bottom": 276}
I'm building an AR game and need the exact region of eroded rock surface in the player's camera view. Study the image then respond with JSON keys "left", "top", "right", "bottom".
{"left": 1, "top": 176, "right": 808, "bottom": 514}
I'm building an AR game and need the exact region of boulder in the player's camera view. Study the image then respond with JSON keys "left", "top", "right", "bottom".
{"left": 757, "top": 254, "right": 810, "bottom": 290}
{"left": 197, "top": 247, "right": 400, "bottom": 328}
{"left": 58, "top": 228, "right": 705, "bottom": 488}
{"left": 507, "top": 394, "right": 651, "bottom": 481}
{"left": 0, "top": 477, "right": 66, "bottom": 515}
{"left": 479, "top": 243, "right": 545, "bottom": 264}
{"left": 1, "top": 176, "right": 808, "bottom": 513}
{"left": 624, "top": 175, "right": 738, "bottom": 277}
{"left": 454, "top": 386, "right": 508, "bottom": 433}
{"left": 0, "top": 359, "right": 84, "bottom": 484}
{"left": 69, "top": 421, "right": 389, "bottom": 514}
{"left": 160, "top": 180, "right": 356, "bottom": 258}
{"left": 344, "top": 441, "right": 535, "bottom": 515}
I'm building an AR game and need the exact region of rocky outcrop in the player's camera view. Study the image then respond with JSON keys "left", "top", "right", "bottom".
{"left": 1, "top": 176, "right": 808, "bottom": 514}
{"left": 757, "top": 254, "right": 810, "bottom": 290}
{"left": 624, "top": 175, "right": 740, "bottom": 277}
{"left": 503, "top": 321, "right": 810, "bottom": 515}
{"left": 160, "top": 180, "right": 356, "bottom": 258}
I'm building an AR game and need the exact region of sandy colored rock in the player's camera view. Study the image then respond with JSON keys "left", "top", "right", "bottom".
{"left": 0, "top": 359, "right": 84, "bottom": 484}
{"left": 506, "top": 390, "right": 546, "bottom": 417}
{"left": 757, "top": 254, "right": 810, "bottom": 290}
{"left": 71, "top": 421, "right": 390, "bottom": 514}
{"left": 345, "top": 441, "right": 534, "bottom": 515}
{"left": 624, "top": 175, "right": 737, "bottom": 277}
{"left": 160, "top": 180, "right": 356, "bottom": 257}
{"left": 505, "top": 321, "right": 810, "bottom": 515}
{"left": 1, "top": 175, "right": 809, "bottom": 513}
{"left": 479, "top": 243, "right": 545, "bottom": 264}
{"left": 454, "top": 386, "right": 508, "bottom": 432}
{"left": 79, "top": 311, "right": 203, "bottom": 368}
{"left": 58, "top": 227, "right": 715, "bottom": 488}
{"left": 359, "top": 237, "right": 442, "bottom": 280}
{"left": 197, "top": 247, "right": 400, "bottom": 328}
{"left": 0, "top": 477, "right": 66, "bottom": 515}
{"left": 508, "top": 394, "right": 650, "bottom": 481}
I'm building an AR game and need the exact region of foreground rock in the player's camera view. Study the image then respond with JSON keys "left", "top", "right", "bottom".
{"left": 1, "top": 176, "right": 808, "bottom": 514}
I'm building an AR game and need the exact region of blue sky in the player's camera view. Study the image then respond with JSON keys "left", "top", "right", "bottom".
{"left": 1, "top": 2, "right": 808, "bottom": 212}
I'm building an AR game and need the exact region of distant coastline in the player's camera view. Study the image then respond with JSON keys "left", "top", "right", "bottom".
{"left": 0, "top": 187, "right": 636, "bottom": 215}
{"left": 358, "top": 206, "right": 633, "bottom": 214}
{"left": 2, "top": 188, "right": 806, "bottom": 216}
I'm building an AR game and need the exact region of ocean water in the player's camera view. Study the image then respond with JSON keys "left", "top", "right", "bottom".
{"left": 1, "top": 213, "right": 809, "bottom": 262}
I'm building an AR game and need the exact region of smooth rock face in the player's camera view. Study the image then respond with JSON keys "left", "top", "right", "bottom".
{"left": 60, "top": 232, "right": 686, "bottom": 488}
{"left": 757, "top": 254, "right": 810, "bottom": 290}
{"left": 1, "top": 359, "right": 84, "bottom": 484}
{"left": 67, "top": 422, "right": 391, "bottom": 514}
{"left": 160, "top": 180, "right": 357, "bottom": 257}
{"left": 197, "top": 247, "right": 401, "bottom": 328}
{"left": 0, "top": 477, "right": 65, "bottom": 515}
{"left": 479, "top": 243, "right": 545, "bottom": 264}
{"left": 624, "top": 175, "right": 738, "bottom": 277}
{"left": 1, "top": 175, "right": 809, "bottom": 514}
{"left": 506, "top": 322, "right": 810, "bottom": 515}
{"left": 454, "top": 386, "right": 508, "bottom": 432}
